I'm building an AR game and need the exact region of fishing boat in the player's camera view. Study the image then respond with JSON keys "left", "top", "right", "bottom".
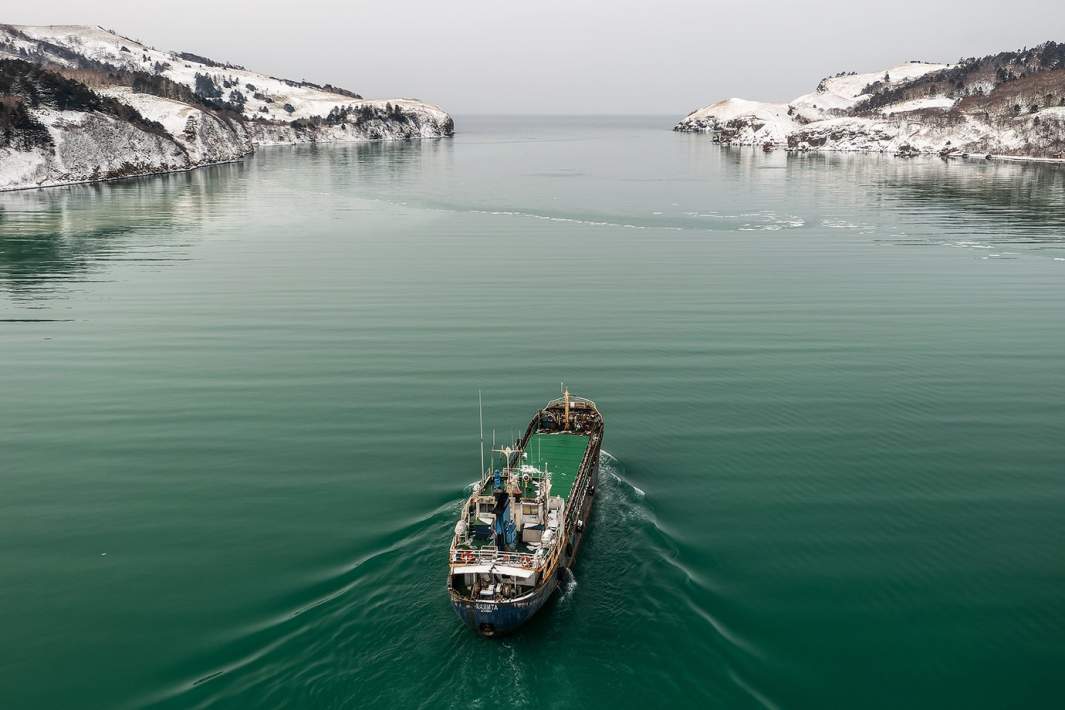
{"left": 447, "top": 389, "right": 604, "bottom": 636}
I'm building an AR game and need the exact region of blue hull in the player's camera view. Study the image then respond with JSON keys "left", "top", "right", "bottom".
{"left": 451, "top": 572, "right": 558, "bottom": 636}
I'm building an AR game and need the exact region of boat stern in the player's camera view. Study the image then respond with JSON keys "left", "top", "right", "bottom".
{"left": 450, "top": 586, "right": 551, "bottom": 637}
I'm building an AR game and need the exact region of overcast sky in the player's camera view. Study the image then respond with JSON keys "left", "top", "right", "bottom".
{"left": 8, "top": 1, "right": 1065, "bottom": 114}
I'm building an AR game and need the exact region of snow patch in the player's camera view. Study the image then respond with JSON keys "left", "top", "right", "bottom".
{"left": 675, "top": 55, "right": 1065, "bottom": 159}
{"left": 0, "top": 24, "right": 454, "bottom": 191}
{"left": 879, "top": 97, "right": 957, "bottom": 114}
{"left": 791, "top": 63, "right": 948, "bottom": 114}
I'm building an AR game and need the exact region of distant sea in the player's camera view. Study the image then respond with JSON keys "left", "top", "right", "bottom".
{"left": 2, "top": 116, "right": 1063, "bottom": 709}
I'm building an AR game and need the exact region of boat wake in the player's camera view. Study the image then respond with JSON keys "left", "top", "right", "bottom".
{"left": 601, "top": 450, "right": 645, "bottom": 497}
{"left": 141, "top": 447, "right": 771, "bottom": 710}
{"left": 556, "top": 567, "right": 578, "bottom": 604}
{"left": 592, "top": 454, "right": 774, "bottom": 705}
{"left": 609, "top": 471, "right": 645, "bottom": 497}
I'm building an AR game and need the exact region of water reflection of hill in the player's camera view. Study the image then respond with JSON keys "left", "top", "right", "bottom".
{"left": 5, "top": 135, "right": 1061, "bottom": 304}
{"left": 789, "top": 152, "right": 1065, "bottom": 245}
{"left": 879, "top": 159, "right": 1065, "bottom": 242}
{"left": 0, "top": 139, "right": 438, "bottom": 301}
{"left": 0, "top": 162, "right": 249, "bottom": 299}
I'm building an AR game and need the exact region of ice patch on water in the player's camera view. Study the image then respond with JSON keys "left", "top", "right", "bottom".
{"left": 732, "top": 212, "right": 806, "bottom": 231}
{"left": 471, "top": 209, "right": 610, "bottom": 227}
{"left": 822, "top": 219, "right": 874, "bottom": 230}
{"left": 684, "top": 210, "right": 729, "bottom": 218}
{"left": 469, "top": 209, "right": 684, "bottom": 232}
{"left": 948, "top": 240, "right": 994, "bottom": 249}
{"left": 684, "top": 210, "right": 804, "bottom": 230}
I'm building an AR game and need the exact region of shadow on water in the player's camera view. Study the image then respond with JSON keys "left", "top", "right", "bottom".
{"left": 0, "top": 139, "right": 443, "bottom": 302}
{"left": 660, "top": 137, "right": 1065, "bottom": 253}
{"left": 0, "top": 162, "right": 249, "bottom": 299}
{"left": 785, "top": 150, "right": 1065, "bottom": 247}
{"left": 877, "top": 158, "right": 1065, "bottom": 240}
{"left": 253, "top": 137, "right": 451, "bottom": 196}
{"left": 5, "top": 134, "right": 1062, "bottom": 306}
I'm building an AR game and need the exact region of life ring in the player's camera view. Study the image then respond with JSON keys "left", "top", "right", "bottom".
{"left": 521, "top": 555, "right": 533, "bottom": 568}
{"left": 459, "top": 550, "right": 475, "bottom": 564}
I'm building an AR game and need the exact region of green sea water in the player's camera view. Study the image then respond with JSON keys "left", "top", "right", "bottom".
{"left": 2, "top": 116, "right": 1064, "bottom": 709}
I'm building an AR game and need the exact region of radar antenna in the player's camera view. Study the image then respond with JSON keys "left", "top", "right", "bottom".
{"left": 563, "top": 385, "right": 571, "bottom": 431}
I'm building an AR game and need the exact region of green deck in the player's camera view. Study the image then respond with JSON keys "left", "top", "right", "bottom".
{"left": 523, "top": 432, "right": 590, "bottom": 500}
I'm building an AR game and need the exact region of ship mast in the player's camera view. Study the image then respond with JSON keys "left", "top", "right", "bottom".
{"left": 492, "top": 446, "right": 515, "bottom": 481}
{"left": 563, "top": 384, "right": 571, "bottom": 431}
{"left": 479, "top": 390, "right": 486, "bottom": 483}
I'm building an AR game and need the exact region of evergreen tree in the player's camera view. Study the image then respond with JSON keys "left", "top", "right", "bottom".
{"left": 193, "top": 72, "right": 222, "bottom": 99}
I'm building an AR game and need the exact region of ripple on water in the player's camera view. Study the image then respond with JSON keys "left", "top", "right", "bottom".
{"left": 4, "top": 119, "right": 1063, "bottom": 710}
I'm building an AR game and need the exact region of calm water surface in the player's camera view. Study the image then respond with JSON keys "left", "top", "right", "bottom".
{"left": 2, "top": 116, "right": 1064, "bottom": 709}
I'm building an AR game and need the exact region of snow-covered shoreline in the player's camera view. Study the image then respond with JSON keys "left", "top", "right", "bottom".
{"left": 0, "top": 154, "right": 249, "bottom": 193}
{"left": 0, "top": 119, "right": 453, "bottom": 192}
{"left": 675, "top": 46, "right": 1065, "bottom": 162}
{"left": 0, "top": 24, "right": 454, "bottom": 191}
{"left": 0, "top": 131, "right": 462, "bottom": 194}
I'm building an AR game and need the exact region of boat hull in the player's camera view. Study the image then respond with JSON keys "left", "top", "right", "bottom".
{"left": 451, "top": 571, "right": 559, "bottom": 637}
{"left": 448, "top": 393, "right": 603, "bottom": 636}
{"left": 450, "top": 460, "right": 599, "bottom": 637}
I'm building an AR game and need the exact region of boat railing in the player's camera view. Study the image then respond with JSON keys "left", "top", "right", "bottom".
{"left": 563, "top": 431, "right": 600, "bottom": 532}
{"left": 451, "top": 547, "right": 539, "bottom": 569}
{"left": 545, "top": 395, "right": 598, "bottom": 410}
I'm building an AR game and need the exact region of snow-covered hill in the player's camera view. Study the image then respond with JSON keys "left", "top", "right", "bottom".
{"left": 0, "top": 24, "right": 454, "bottom": 191}
{"left": 675, "top": 45, "right": 1065, "bottom": 160}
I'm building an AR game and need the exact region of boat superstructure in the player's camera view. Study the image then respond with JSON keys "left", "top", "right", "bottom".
{"left": 448, "top": 389, "right": 603, "bottom": 636}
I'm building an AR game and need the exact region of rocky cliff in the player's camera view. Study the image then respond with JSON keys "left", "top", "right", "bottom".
{"left": 675, "top": 43, "right": 1065, "bottom": 160}
{"left": 0, "top": 24, "right": 454, "bottom": 191}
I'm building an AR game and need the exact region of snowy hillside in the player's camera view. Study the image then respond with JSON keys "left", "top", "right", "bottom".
{"left": 675, "top": 44, "right": 1065, "bottom": 160}
{"left": 0, "top": 24, "right": 454, "bottom": 191}
{"left": 790, "top": 63, "right": 949, "bottom": 114}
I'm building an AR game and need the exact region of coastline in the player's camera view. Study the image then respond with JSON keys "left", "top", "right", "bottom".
{"left": 0, "top": 24, "right": 456, "bottom": 194}
{"left": 0, "top": 134, "right": 453, "bottom": 193}
{"left": 674, "top": 48, "right": 1065, "bottom": 165}
{"left": 783, "top": 146, "right": 1065, "bottom": 165}
{"left": 8, "top": 130, "right": 1061, "bottom": 197}
{"left": 0, "top": 153, "right": 251, "bottom": 194}
{"left": 686, "top": 134, "right": 1065, "bottom": 165}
